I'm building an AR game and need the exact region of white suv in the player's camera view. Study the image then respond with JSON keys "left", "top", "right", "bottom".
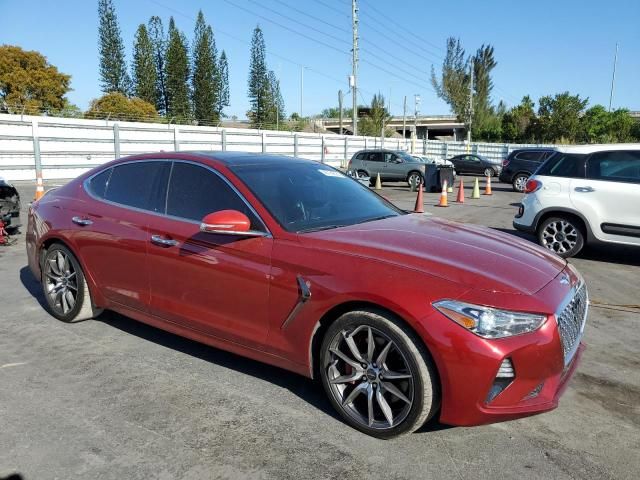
{"left": 513, "top": 144, "right": 640, "bottom": 257}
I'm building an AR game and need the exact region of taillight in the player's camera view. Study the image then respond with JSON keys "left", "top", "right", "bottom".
{"left": 502, "top": 159, "right": 510, "bottom": 167}
{"left": 524, "top": 179, "right": 542, "bottom": 193}
{"left": 347, "top": 160, "right": 352, "bottom": 170}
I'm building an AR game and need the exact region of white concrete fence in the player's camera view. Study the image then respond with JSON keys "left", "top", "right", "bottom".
{"left": 0, "top": 114, "right": 552, "bottom": 181}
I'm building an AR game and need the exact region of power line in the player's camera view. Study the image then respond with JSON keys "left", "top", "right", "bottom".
{"left": 314, "top": 0, "right": 350, "bottom": 18}
{"left": 273, "top": 0, "right": 351, "bottom": 34}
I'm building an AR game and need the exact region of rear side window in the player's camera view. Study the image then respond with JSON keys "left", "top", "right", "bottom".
{"left": 587, "top": 151, "right": 640, "bottom": 183}
{"left": 105, "top": 161, "right": 170, "bottom": 212}
{"left": 515, "top": 151, "right": 545, "bottom": 162}
{"left": 536, "top": 153, "right": 585, "bottom": 178}
{"left": 166, "top": 162, "right": 261, "bottom": 227}
{"left": 87, "top": 168, "right": 112, "bottom": 198}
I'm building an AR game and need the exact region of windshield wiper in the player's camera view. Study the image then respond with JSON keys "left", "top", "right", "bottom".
{"left": 297, "top": 224, "right": 347, "bottom": 233}
{"left": 354, "top": 214, "right": 398, "bottom": 225}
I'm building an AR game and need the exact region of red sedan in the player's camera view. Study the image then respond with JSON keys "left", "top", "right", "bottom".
{"left": 26, "top": 152, "right": 588, "bottom": 438}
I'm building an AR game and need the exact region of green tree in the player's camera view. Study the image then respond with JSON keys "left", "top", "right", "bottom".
{"left": 0, "top": 45, "right": 71, "bottom": 113}
{"left": 431, "top": 37, "right": 470, "bottom": 121}
{"left": 165, "top": 17, "right": 191, "bottom": 122}
{"left": 580, "top": 105, "right": 612, "bottom": 143}
{"left": 471, "top": 44, "right": 498, "bottom": 139}
{"left": 148, "top": 16, "right": 168, "bottom": 114}
{"left": 502, "top": 96, "right": 536, "bottom": 143}
{"left": 217, "top": 50, "right": 230, "bottom": 117}
{"left": 266, "top": 69, "right": 285, "bottom": 126}
{"left": 132, "top": 24, "right": 157, "bottom": 105}
{"left": 192, "top": 11, "right": 219, "bottom": 124}
{"left": 98, "top": 0, "right": 130, "bottom": 94}
{"left": 248, "top": 26, "right": 270, "bottom": 126}
{"left": 536, "top": 92, "right": 588, "bottom": 143}
{"left": 608, "top": 109, "right": 637, "bottom": 142}
{"left": 85, "top": 92, "right": 158, "bottom": 121}
{"left": 358, "top": 93, "right": 392, "bottom": 137}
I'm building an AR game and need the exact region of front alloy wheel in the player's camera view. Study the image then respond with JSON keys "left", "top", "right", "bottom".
{"left": 484, "top": 167, "right": 495, "bottom": 177}
{"left": 320, "top": 310, "right": 438, "bottom": 438}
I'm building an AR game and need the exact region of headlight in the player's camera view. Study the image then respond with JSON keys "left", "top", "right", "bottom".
{"left": 433, "top": 300, "right": 546, "bottom": 339}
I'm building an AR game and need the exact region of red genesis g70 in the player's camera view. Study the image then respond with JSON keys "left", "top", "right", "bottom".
{"left": 26, "top": 152, "right": 588, "bottom": 438}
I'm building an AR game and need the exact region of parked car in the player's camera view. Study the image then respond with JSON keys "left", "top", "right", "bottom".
{"left": 514, "top": 144, "right": 640, "bottom": 257}
{"left": 27, "top": 152, "right": 588, "bottom": 438}
{"left": 412, "top": 155, "right": 456, "bottom": 171}
{"left": 448, "top": 154, "right": 502, "bottom": 177}
{"left": 348, "top": 149, "right": 426, "bottom": 187}
{"left": 499, "top": 148, "right": 556, "bottom": 192}
{"left": 0, "top": 177, "right": 21, "bottom": 232}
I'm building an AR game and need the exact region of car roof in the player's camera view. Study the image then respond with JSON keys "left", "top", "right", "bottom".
{"left": 553, "top": 143, "right": 640, "bottom": 154}
{"left": 511, "top": 147, "right": 556, "bottom": 153}
{"left": 179, "top": 151, "right": 317, "bottom": 167}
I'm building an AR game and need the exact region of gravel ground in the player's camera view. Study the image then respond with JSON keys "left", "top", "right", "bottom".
{"left": 1, "top": 177, "right": 638, "bottom": 480}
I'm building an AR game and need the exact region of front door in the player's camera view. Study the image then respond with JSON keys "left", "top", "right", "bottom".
{"left": 146, "top": 161, "right": 273, "bottom": 348}
{"left": 571, "top": 150, "right": 640, "bottom": 245}
{"left": 383, "top": 152, "right": 405, "bottom": 180}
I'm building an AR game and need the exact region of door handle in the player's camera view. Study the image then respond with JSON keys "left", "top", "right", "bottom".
{"left": 150, "top": 234, "right": 179, "bottom": 247}
{"left": 574, "top": 186, "right": 595, "bottom": 193}
{"left": 72, "top": 216, "right": 93, "bottom": 226}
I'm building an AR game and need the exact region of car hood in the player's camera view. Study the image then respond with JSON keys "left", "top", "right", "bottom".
{"left": 301, "top": 214, "right": 566, "bottom": 295}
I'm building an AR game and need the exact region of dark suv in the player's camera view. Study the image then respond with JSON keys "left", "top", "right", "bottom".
{"left": 500, "top": 148, "right": 556, "bottom": 192}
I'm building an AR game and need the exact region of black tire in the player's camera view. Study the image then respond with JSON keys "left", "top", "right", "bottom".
{"left": 319, "top": 309, "right": 438, "bottom": 439}
{"left": 537, "top": 216, "right": 585, "bottom": 258}
{"left": 41, "top": 244, "right": 101, "bottom": 322}
{"left": 512, "top": 173, "right": 529, "bottom": 192}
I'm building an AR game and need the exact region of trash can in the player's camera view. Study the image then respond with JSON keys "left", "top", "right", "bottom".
{"left": 423, "top": 163, "right": 439, "bottom": 192}
{"left": 437, "top": 166, "right": 455, "bottom": 191}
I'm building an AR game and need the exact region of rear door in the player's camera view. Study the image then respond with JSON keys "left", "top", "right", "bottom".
{"left": 571, "top": 150, "right": 640, "bottom": 244}
{"left": 363, "top": 152, "right": 385, "bottom": 178}
{"left": 145, "top": 161, "right": 273, "bottom": 348}
{"left": 73, "top": 161, "right": 170, "bottom": 311}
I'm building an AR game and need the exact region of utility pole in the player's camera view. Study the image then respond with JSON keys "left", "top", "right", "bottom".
{"left": 300, "top": 66, "right": 304, "bottom": 117}
{"left": 338, "top": 90, "right": 344, "bottom": 135}
{"left": 609, "top": 42, "right": 619, "bottom": 112}
{"left": 402, "top": 95, "right": 407, "bottom": 139}
{"left": 351, "top": 0, "right": 358, "bottom": 136}
{"left": 467, "top": 61, "right": 474, "bottom": 145}
{"left": 414, "top": 94, "right": 420, "bottom": 136}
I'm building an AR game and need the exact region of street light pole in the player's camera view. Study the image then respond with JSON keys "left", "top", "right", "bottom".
{"left": 351, "top": 0, "right": 359, "bottom": 136}
{"left": 609, "top": 42, "right": 619, "bottom": 112}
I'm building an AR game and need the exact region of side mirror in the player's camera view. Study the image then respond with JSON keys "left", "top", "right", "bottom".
{"left": 200, "top": 210, "right": 265, "bottom": 237}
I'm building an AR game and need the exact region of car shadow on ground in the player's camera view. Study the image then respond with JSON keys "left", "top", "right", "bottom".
{"left": 19, "top": 265, "right": 455, "bottom": 434}
{"left": 493, "top": 229, "right": 640, "bottom": 267}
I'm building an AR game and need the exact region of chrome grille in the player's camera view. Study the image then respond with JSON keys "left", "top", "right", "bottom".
{"left": 556, "top": 283, "right": 588, "bottom": 365}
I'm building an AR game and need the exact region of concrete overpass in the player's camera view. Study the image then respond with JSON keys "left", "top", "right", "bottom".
{"left": 318, "top": 115, "right": 466, "bottom": 140}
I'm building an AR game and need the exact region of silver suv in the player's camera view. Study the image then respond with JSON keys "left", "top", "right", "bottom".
{"left": 348, "top": 149, "right": 426, "bottom": 187}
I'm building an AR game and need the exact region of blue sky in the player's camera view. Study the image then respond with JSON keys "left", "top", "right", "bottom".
{"left": 1, "top": 0, "right": 638, "bottom": 118}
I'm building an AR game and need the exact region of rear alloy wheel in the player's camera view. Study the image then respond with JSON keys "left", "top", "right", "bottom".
{"left": 512, "top": 173, "right": 529, "bottom": 192}
{"left": 42, "top": 244, "right": 101, "bottom": 322}
{"left": 538, "top": 216, "right": 585, "bottom": 258}
{"left": 407, "top": 171, "right": 423, "bottom": 188}
{"left": 320, "top": 310, "right": 438, "bottom": 438}
{"left": 484, "top": 167, "right": 495, "bottom": 177}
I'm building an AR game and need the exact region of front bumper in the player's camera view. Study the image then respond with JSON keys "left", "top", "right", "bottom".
{"left": 416, "top": 266, "right": 586, "bottom": 426}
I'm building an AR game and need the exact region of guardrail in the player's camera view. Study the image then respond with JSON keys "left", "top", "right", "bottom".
{"left": 0, "top": 113, "right": 551, "bottom": 181}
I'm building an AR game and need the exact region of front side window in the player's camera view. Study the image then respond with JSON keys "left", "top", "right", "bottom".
{"left": 166, "top": 162, "right": 261, "bottom": 228}
{"left": 587, "top": 151, "right": 640, "bottom": 183}
{"left": 536, "top": 153, "right": 585, "bottom": 178}
{"left": 104, "top": 161, "right": 170, "bottom": 212}
{"left": 232, "top": 162, "right": 403, "bottom": 233}
{"left": 366, "top": 152, "right": 383, "bottom": 162}
{"left": 384, "top": 152, "right": 395, "bottom": 163}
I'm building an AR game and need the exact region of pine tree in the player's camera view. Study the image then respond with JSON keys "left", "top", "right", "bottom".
{"left": 192, "top": 11, "right": 219, "bottom": 124}
{"left": 248, "top": 26, "right": 270, "bottom": 127}
{"left": 165, "top": 17, "right": 191, "bottom": 121}
{"left": 266, "top": 70, "right": 285, "bottom": 126}
{"left": 217, "top": 50, "right": 230, "bottom": 118}
{"left": 98, "top": 0, "right": 130, "bottom": 94}
{"left": 148, "top": 16, "right": 168, "bottom": 115}
{"left": 132, "top": 24, "right": 157, "bottom": 105}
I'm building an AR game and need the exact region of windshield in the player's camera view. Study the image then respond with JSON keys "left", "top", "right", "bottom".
{"left": 232, "top": 161, "right": 404, "bottom": 233}
{"left": 396, "top": 151, "right": 420, "bottom": 162}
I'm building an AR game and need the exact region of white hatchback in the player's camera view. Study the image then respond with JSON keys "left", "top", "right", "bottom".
{"left": 513, "top": 144, "right": 640, "bottom": 257}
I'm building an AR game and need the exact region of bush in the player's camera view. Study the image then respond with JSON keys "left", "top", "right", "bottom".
{"left": 85, "top": 92, "right": 158, "bottom": 121}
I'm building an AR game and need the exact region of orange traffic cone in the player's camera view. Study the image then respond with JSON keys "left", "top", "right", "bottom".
{"left": 437, "top": 180, "right": 449, "bottom": 207}
{"left": 34, "top": 173, "right": 44, "bottom": 200}
{"left": 484, "top": 174, "right": 493, "bottom": 195}
{"left": 456, "top": 179, "right": 465, "bottom": 203}
{"left": 413, "top": 180, "right": 424, "bottom": 213}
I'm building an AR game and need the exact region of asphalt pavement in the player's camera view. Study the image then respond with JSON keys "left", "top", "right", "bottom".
{"left": 1, "top": 177, "right": 638, "bottom": 480}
